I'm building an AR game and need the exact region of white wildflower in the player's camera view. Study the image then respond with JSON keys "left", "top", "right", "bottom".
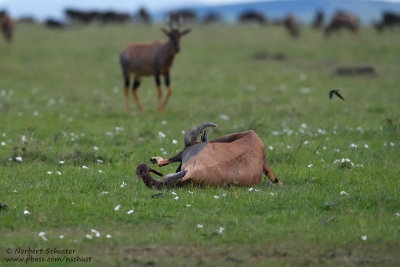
{"left": 24, "top": 210, "right": 30, "bottom": 215}
{"left": 59, "top": 235, "right": 64, "bottom": 239}
{"left": 249, "top": 187, "right": 254, "bottom": 192}
{"left": 171, "top": 192, "right": 177, "bottom": 195}
{"left": 197, "top": 224, "right": 203, "bottom": 229}
{"left": 174, "top": 196, "right": 179, "bottom": 200}
{"left": 172, "top": 139, "right": 178, "bottom": 144}
{"left": 361, "top": 235, "right": 367, "bottom": 241}
{"left": 56, "top": 171, "right": 62, "bottom": 175}
{"left": 349, "top": 143, "right": 358, "bottom": 148}
{"left": 106, "top": 234, "right": 112, "bottom": 238}
{"left": 59, "top": 160, "right": 65, "bottom": 164}
{"left": 1, "top": 141, "right": 5, "bottom": 146}
{"left": 161, "top": 120, "right": 167, "bottom": 125}
{"left": 47, "top": 171, "right": 52, "bottom": 175}
{"left": 340, "top": 191, "right": 349, "bottom": 196}
{"left": 120, "top": 182, "right": 126, "bottom": 188}
{"left": 127, "top": 210, "right": 134, "bottom": 214}
{"left": 93, "top": 146, "right": 99, "bottom": 151}
{"left": 100, "top": 192, "right": 108, "bottom": 195}
{"left": 307, "top": 164, "right": 313, "bottom": 168}
{"left": 82, "top": 165, "right": 89, "bottom": 169}
{"left": 299, "top": 73, "right": 307, "bottom": 81}
{"left": 299, "top": 88, "right": 310, "bottom": 94}
{"left": 98, "top": 170, "right": 103, "bottom": 173}
{"left": 91, "top": 229, "right": 100, "bottom": 238}
{"left": 364, "top": 144, "right": 369, "bottom": 148}
{"left": 85, "top": 234, "right": 93, "bottom": 240}
{"left": 214, "top": 195, "right": 219, "bottom": 199}
{"left": 15, "top": 156, "right": 22, "bottom": 162}
{"left": 38, "top": 232, "right": 47, "bottom": 241}
{"left": 270, "top": 192, "right": 275, "bottom": 196}
{"left": 218, "top": 227, "right": 224, "bottom": 234}
{"left": 186, "top": 204, "right": 191, "bottom": 207}
{"left": 158, "top": 131, "right": 166, "bottom": 138}
{"left": 219, "top": 114, "right": 230, "bottom": 121}
{"left": 188, "top": 191, "right": 193, "bottom": 194}
{"left": 114, "top": 205, "right": 121, "bottom": 211}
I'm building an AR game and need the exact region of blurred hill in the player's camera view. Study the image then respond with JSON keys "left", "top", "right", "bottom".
{"left": 1, "top": 0, "right": 400, "bottom": 24}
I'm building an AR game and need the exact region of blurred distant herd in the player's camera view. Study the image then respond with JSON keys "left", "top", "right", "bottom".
{"left": 1, "top": 7, "right": 400, "bottom": 43}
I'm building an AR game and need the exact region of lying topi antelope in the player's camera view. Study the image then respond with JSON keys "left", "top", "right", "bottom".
{"left": 136, "top": 122, "right": 282, "bottom": 189}
{"left": 119, "top": 19, "right": 191, "bottom": 114}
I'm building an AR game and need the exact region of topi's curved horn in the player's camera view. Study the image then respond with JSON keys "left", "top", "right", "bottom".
{"left": 184, "top": 122, "right": 217, "bottom": 146}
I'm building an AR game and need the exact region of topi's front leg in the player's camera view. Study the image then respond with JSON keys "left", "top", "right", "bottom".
{"left": 136, "top": 163, "right": 187, "bottom": 190}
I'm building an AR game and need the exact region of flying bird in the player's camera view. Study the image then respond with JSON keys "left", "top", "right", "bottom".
{"left": 329, "top": 90, "right": 345, "bottom": 100}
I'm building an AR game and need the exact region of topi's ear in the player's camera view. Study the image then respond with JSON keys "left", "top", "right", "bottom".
{"left": 161, "top": 28, "right": 170, "bottom": 36}
{"left": 180, "top": 28, "right": 191, "bottom": 36}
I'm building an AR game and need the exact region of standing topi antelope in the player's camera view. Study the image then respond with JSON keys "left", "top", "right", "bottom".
{"left": 325, "top": 11, "right": 359, "bottom": 36}
{"left": 136, "top": 122, "right": 282, "bottom": 189}
{"left": 119, "top": 20, "right": 191, "bottom": 114}
{"left": 0, "top": 11, "right": 14, "bottom": 42}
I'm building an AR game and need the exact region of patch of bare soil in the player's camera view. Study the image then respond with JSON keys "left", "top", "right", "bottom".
{"left": 334, "top": 65, "right": 376, "bottom": 76}
{"left": 253, "top": 52, "right": 286, "bottom": 61}
{"left": 98, "top": 244, "right": 399, "bottom": 266}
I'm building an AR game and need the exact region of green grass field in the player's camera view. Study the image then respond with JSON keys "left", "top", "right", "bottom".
{"left": 0, "top": 24, "right": 399, "bottom": 266}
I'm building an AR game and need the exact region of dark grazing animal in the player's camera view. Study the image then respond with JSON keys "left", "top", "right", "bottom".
{"left": 137, "top": 8, "right": 151, "bottom": 24}
{"left": 136, "top": 122, "right": 281, "bottom": 189}
{"left": 44, "top": 19, "right": 65, "bottom": 29}
{"left": 238, "top": 11, "right": 267, "bottom": 25}
{"left": 203, "top": 13, "right": 222, "bottom": 24}
{"left": 325, "top": 11, "right": 359, "bottom": 36}
{"left": 284, "top": 14, "right": 300, "bottom": 37}
{"left": 65, "top": 9, "right": 130, "bottom": 24}
{"left": 65, "top": 9, "right": 97, "bottom": 24}
{"left": 375, "top": 12, "right": 400, "bottom": 32}
{"left": 312, "top": 11, "right": 324, "bottom": 29}
{"left": 0, "top": 11, "right": 14, "bottom": 42}
{"left": 119, "top": 20, "right": 190, "bottom": 114}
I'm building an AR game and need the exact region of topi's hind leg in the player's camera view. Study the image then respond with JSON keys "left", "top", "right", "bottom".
{"left": 123, "top": 72, "right": 130, "bottom": 112}
{"left": 132, "top": 75, "right": 143, "bottom": 114}
{"left": 160, "top": 72, "right": 172, "bottom": 114}
{"left": 263, "top": 154, "right": 282, "bottom": 185}
{"left": 154, "top": 70, "right": 163, "bottom": 114}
